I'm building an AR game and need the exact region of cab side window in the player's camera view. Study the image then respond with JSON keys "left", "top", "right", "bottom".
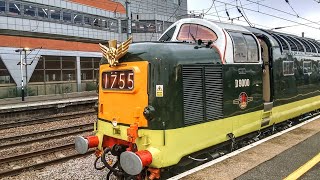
{"left": 159, "top": 26, "right": 176, "bottom": 41}
{"left": 177, "top": 24, "right": 218, "bottom": 42}
{"left": 229, "top": 32, "right": 259, "bottom": 63}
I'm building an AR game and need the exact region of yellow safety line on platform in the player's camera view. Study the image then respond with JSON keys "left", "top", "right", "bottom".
{"left": 284, "top": 152, "right": 320, "bottom": 180}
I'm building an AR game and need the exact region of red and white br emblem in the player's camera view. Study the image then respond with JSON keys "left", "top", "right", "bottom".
{"left": 233, "top": 92, "right": 253, "bottom": 109}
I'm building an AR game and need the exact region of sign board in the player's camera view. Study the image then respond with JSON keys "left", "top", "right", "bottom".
{"left": 156, "top": 85, "right": 163, "bottom": 97}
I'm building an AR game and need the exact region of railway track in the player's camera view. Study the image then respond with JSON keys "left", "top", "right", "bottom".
{"left": 0, "top": 143, "right": 94, "bottom": 178}
{"left": 0, "top": 123, "right": 94, "bottom": 150}
{"left": 0, "top": 110, "right": 95, "bottom": 130}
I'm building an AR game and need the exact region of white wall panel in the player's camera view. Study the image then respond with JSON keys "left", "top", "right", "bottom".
{"left": 61, "top": 1, "right": 67, "bottom": 8}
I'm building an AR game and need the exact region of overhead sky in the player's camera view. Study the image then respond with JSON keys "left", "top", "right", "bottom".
{"left": 187, "top": 0, "right": 320, "bottom": 40}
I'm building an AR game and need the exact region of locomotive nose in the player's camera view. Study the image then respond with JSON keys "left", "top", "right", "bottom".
{"left": 120, "top": 150, "right": 153, "bottom": 175}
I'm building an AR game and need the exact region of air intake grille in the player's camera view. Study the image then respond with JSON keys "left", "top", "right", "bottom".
{"left": 205, "top": 66, "right": 223, "bottom": 121}
{"left": 182, "top": 65, "right": 223, "bottom": 126}
{"left": 182, "top": 66, "right": 205, "bottom": 125}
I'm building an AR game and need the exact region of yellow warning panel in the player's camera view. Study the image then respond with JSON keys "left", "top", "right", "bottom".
{"left": 156, "top": 85, "right": 163, "bottom": 97}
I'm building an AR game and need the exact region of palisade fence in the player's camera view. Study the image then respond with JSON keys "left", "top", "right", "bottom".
{"left": 0, "top": 82, "right": 96, "bottom": 99}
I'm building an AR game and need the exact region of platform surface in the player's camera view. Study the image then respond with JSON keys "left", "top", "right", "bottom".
{"left": 0, "top": 91, "right": 97, "bottom": 111}
{"left": 236, "top": 131, "right": 320, "bottom": 180}
{"left": 181, "top": 117, "right": 320, "bottom": 180}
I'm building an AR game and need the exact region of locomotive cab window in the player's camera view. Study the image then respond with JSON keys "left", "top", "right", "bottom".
{"left": 229, "top": 32, "right": 259, "bottom": 63}
{"left": 159, "top": 25, "right": 176, "bottom": 41}
{"left": 177, "top": 24, "right": 218, "bottom": 42}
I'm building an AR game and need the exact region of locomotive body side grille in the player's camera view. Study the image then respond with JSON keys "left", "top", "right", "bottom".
{"left": 182, "top": 65, "right": 223, "bottom": 126}
{"left": 205, "top": 66, "right": 223, "bottom": 121}
{"left": 182, "top": 66, "right": 205, "bottom": 125}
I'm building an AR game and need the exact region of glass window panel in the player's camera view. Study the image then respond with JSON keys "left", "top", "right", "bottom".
{"left": 283, "top": 61, "right": 294, "bottom": 76}
{"left": 229, "top": 32, "right": 247, "bottom": 63}
{"left": 0, "top": 1, "right": 6, "bottom": 13}
{"left": 177, "top": 24, "right": 217, "bottom": 42}
{"left": 195, "top": 25, "right": 218, "bottom": 41}
{"left": 9, "top": 2, "right": 21, "bottom": 15}
{"left": 30, "top": 70, "right": 44, "bottom": 82}
{"left": 131, "top": 22, "right": 137, "bottom": 33}
{"left": 243, "top": 34, "right": 258, "bottom": 62}
{"left": 157, "top": 21, "right": 163, "bottom": 33}
{"left": 50, "top": 9, "right": 61, "bottom": 20}
{"left": 93, "top": 17, "right": 103, "bottom": 27}
{"left": 121, "top": 20, "right": 127, "bottom": 32}
{"left": 84, "top": 16, "right": 92, "bottom": 26}
{"left": 74, "top": 14, "right": 82, "bottom": 24}
{"left": 93, "top": 58, "right": 100, "bottom": 68}
{"left": 38, "top": 7, "right": 48, "bottom": 19}
{"left": 109, "top": 19, "right": 118, "bottom": 32}
{"left": 159, "top": 26, "right": 176, "bottom": 41}
{"left": 44, "top": 56, "right": 61, "bottom": 69}
{"left": 303, "top": 61, "right": 312, "bottom": 74}
{"left": 177, "top": 24, "right": 192, "bottom": 41}
{"left": 62, "top": 70, "right": 75, "bottom": 81}
{"left": 81, "top": 70, "right": 93, "bottom": 80}
{"left": 45, "top": 70, "right": 61, "bottom": 81}
{"left": 0, "top": 59, "right": 6, "bottom": 69}
{"left": 62, "top": 11, "right": 72, "bottom": 22}
{"left": 62, "top": 56, "right": 75, "bottom": 69}
{"left": 0, "top": 69, "right": 14, "bottom": 84}
{"left": 136, "top": 21, "right": 146, "bottom": 33}
{"left": 35, "top": 57, "right": 44, "bottom": 69}
{"left": 94, "top": 70, "right": 99, "bottom": 80}
{"left": 24, "top": 5, "right": 36, "bottom": 17}
{"left": 80, "top": 57, "right": 93, "bottom": 69}
{"left": 147, "top": 21, "right": 156, "bottom": 33}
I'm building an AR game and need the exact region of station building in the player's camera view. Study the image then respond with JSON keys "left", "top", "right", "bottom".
{"left": 0, "top": 0, "right": 187, "bottom": 99}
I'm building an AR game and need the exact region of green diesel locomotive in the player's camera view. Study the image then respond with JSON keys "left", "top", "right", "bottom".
{"left": 75, "top": 18, "right": 320, "bottom": 179}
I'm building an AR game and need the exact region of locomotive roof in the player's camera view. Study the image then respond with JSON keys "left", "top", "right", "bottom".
{"left": 161, "top": 18, "right": 261, "bottom": 64}
{"left": 161, "top": 18, "right": 320, "bottom": 59}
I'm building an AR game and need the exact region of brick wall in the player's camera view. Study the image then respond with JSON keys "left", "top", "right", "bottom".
{"left": 0, "top": 35, "right": 101, "bottom": 52}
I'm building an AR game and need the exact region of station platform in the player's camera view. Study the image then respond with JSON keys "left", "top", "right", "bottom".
{"left": 0, "top": 92, "right": 97, "bottom": 113}
{"left": 170, "top": 116, "right": 320, "bottom": 180}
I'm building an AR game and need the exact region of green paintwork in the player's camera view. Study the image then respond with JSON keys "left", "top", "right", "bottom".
{"left": 116, "top": 42, "right": 222, "bottom": 130}
{"left": 95, "top": 94, "right": 320, "bottom": 168}
{"left": 252, "top": 28, "right": 320, "bottom": 107}
{"left": 223, "top": 64, "right": 263, "bottom": 117}
{"left": 272, "top": 55, "right": 320, "bottom": 106}
{"left": 100, "top": 39, "right": 320, "bottom": 131}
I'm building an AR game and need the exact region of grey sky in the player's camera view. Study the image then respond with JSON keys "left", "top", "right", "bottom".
{"left": 187, "top": 0, "right": 320, "bottom": 40}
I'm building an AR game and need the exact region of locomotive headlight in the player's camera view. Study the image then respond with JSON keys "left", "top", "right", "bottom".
{"left": 112, "top": 120, "right": 118, "bottom": 127}
{"left": 143, "top": 105, "right": 156, "bottom": 121}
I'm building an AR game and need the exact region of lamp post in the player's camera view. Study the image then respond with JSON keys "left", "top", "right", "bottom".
{"left": 15, "top": 47, "right": 32, "bottom": 101}
{"left": 125, "top": 0, "right": 131, "bottom": 39}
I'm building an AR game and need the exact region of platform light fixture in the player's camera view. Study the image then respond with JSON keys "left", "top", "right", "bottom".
{"left": 15, "top": 47, "right": 33, "bottom": 101}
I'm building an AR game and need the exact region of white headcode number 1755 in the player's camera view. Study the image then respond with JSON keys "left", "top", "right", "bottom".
{"left": 102, "top": 70, "right": 134, "bottom": 90}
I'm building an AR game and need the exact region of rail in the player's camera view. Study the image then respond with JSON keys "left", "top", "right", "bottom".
{"left": 0, "top": 146, "right": 94, "bottom": 178}
{"left": 0, "top": 110, "right": 95, "bottom": 130}
{"left": 0, "top": 123, "right": 94, "bottom": 149}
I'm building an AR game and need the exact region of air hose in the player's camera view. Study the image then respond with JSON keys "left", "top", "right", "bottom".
{"left": 94, "top": 156, "right": 105, "bottom": 170}
{"left": 101, "top": 147, "right": 119, "bottom": 173}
